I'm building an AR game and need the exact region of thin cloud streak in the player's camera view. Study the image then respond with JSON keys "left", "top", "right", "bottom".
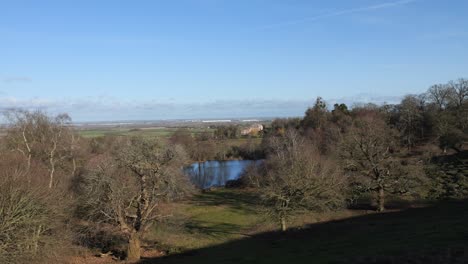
{"left": 2, "top": 76, "right": 32, "bottom": 83}
{"left": 256, "top": 0, "right": 418, "bottom": 30}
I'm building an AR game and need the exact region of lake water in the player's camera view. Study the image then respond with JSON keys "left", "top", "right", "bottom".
{"left": 185, "top": 160, "right": 261, "bottom": 189}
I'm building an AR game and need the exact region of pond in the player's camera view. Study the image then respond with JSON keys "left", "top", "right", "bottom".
{"left": 185, "top": 160, "right": 262, "bottom": 189}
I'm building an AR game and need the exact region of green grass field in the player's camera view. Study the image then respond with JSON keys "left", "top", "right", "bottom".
{"left": 147, "top": 189, "right": 266, "bottom": 252}
{"left": 142, "top": 189, "right": 468, "bottom": 264}
{"left": 148, "top": 189, "right": 362, "bottom": 254}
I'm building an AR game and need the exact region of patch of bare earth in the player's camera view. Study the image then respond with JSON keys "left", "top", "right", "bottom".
{"left": 64, "top": 254, "right": 116, "bottom": 264}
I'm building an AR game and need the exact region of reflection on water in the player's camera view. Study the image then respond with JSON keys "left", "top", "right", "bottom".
{"left": 185, "top": 160, "right": 261, "bottom": 189}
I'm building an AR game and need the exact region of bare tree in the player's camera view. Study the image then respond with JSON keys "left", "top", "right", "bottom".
{"left": 448, "top": 78, "right": 468, "bottom": 131}
{"left": 447, "top": 78, "right": 468, "bottom": 109}
{"left": 79, "top": 137, "right": 192, "bottom": 261}
{"left": 4, "top": 110, "right": 37, "bottom": 173}
{"left": 340, "top": 112, "right": 425, "bottom": 211}
{"left": 69, "top": 132, "right": 80, "bottom": 178}
{"left": 38, "top": 114, "right": 73, "bottom": 189}
{"left": 4, "top": 110, "right": 74, "bottom": 188}
{"left": 398, "top": 95, "right": 423, "bottom": 150}
{"left": 257, "top": 130, "right": 346, "bottom": 231}
{"left": 427, "top": 84, "right": 451, "bottom": 110}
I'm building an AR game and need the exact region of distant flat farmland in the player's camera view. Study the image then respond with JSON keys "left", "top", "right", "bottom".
{"left": 77, "top": 127, "right": 215, "bottom": 138}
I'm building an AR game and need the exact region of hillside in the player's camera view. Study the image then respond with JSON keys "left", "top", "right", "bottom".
{"left": 141, "top": 199, "right": 468, "bottom": 264}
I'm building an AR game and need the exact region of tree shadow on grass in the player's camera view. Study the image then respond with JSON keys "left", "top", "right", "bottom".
{"left": 184, "top": 220, "right": 251, "bottom": 238}
{"left": 190, "top": 189, "right": 261, "bottom": 214}
{"left": 348, "top": 198, "right": 430, "bottom": 211}
{"left": 140, "top": 200, "right": 468, "bottom": 264}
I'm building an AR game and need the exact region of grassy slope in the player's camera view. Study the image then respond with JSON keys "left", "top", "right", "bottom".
{"left": 146, "top": 189, "right": 266, "bottom": 252}
{"left": 143, "top": 189, "right": 468, "bottom": 264}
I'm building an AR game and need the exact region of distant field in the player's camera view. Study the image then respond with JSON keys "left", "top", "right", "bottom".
{"left": 76, "top": 127, "right": 264, "bottom": 150}
{"left": 77, "top": 127, "right": 215, "bottom": 138}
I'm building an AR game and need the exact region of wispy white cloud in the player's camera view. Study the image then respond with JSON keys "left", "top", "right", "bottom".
{"left": 419, "top": 30, "right": 468, "bottom": 41}
{"left": 328, "top": 93, "right": 403, "bottom": 107}
{"left": 2, "top": 76, "right": 32, "bottom": 83}
{"left": 256, "top": 0, "right": 418, "bottom": 30}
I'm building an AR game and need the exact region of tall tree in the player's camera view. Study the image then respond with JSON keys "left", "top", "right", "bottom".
{"left": 340, "top": 112, "right": 423, "bottom": 211}
{"left": 4, "top": 110, "right": 74, "bottom": 188}
{"left": 398, "top": 95, "right": 424, "bottom": 150}
{"left": 427, "top": 84, "right": 451, "bottom": 111}
{"left": 257, "top": 130, "right": 346, "bottom": 231}
{"left": 447, "top": 78, "right": 468, "bottom": 109}
{"left": 39, "top": 114, "right": 73, "bottom": 189}
{"left": 447, "top": 78, "right": 468, "bottom": 132}
{"left": 301, "top": 97, "right": 329, "bottom": 130}
{"left": 4, "top": 110, "right": 37, "bottom": 173}
{"left": 79, "top": 137, "right": 192, "bottom": 261}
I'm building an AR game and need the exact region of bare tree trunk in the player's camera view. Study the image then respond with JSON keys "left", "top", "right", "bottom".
{"left": 72, "top": 158, "right": 77, "bottom": 177}
{"left": 22, "top": 129, "right": 32, "bottom": 173}
{"left": 48, "top": 159, "right": 55, "bottom": 189}
{"left": 27, "top": 154, "right": 32, "bottom": 172}
{"left": 71, "top": 133, "right": 77, "bottom": 177}
{"left": 26, "top": 153, "right": 32, "bottom": 185}
{"left": 280, "top": 216, "right": 287, "bottom": 232}
{"left": 377, "top": 186, "right": 385, "bottom": 212}
{"left": 48, "top": 139, "right": 58, "bottom": 189}
{"left": 127, "top": 232, "right": 141, "bottom": 262}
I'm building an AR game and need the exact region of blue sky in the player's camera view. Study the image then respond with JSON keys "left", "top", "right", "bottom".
{"left": 1, "top": 0, "right": 467, "bottom": 121}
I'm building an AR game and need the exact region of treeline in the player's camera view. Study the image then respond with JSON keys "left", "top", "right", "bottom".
{"left": 241, "top": 78, "right": 467, "bottom": 230}
{"left": 169, "top": 126, "right": 264, "bottom": 161}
